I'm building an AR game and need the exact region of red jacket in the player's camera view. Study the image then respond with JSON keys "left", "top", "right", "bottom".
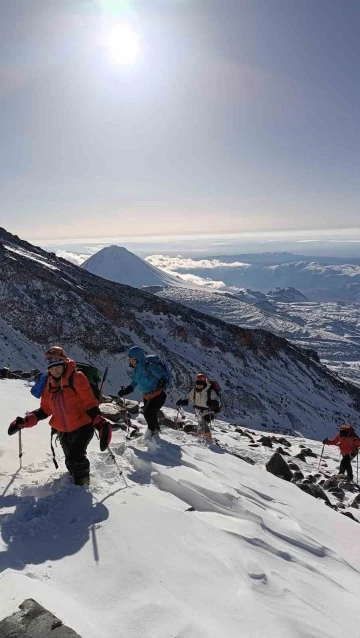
{"left": 328, "top": 433, "right": 360, "bottom": 456}
{"left": 40, "top": 359, "right": 98, "bottom": 432}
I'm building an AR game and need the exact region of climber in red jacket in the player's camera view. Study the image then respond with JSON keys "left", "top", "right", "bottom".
{"left": 323, "top": 423, "right": 360, "bottom": 482}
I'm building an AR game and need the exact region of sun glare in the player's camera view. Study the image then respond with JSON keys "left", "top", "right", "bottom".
{"left": 105, "top": 23, "right": 139, "bottom": 66}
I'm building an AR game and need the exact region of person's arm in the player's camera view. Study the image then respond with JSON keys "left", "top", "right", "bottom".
{"left": 327, "top": 433, "right": 340, "bottom": 446}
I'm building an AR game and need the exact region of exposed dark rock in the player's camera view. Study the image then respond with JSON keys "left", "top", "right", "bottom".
{"left": 259, "top": 436, "right": 273, "bottom": 448}
{"left": 288, "top": 462, "right": 300, "bottom": 471}
{"left": 248, "top": 443, "right": 260, "bottom": 448}
{"left": 323, "top": 476, "right": 343, "bottom": 490}
{"left": 273, "top": 436, "right": 291, "bottom": 448}
{"left": 276, "top": 446, "right": 290, "bottom": 456}
{"left": 241, "top": 431, "right": 255, "bottom": 442}
{"left": 295, "top": 451, "right": 308, "bottom": 462}
{"left": 350, "top": 494, "right": 360, "bottom": 509}
{"left": 303, "top": 475, "right": 317, "bottom": 484}
{"left": 341, "top": 511, "right": 359, "bottom": 523}
{"left": 338, "top": 480, "right": 359, "bottom": 493}
{"left": 229, "top": 451, "right": 255, "bottom": 465}
{"left": 327, "top": 487, "right": 345, "bottom": 501}
{"left": 301, "top": 447, "right": 317, "bottom": 458}
{"left": 159, "top": 416, "right": 176, "bottom": 428}
{"left": 0, "top": 599, "right": 82, "bottom": 637}
{"left": 266, "top": 452, "right": 293, "bottom": 482}
{"left": 292, "top": 471, "right": 304, "bottom": 482}
{"left": 296, "top": 482, "right": 331, "bottom": 505}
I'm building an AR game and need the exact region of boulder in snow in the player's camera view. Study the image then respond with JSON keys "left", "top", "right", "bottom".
{"left": 266, "top": 452, "right": 293, "bottom": 482}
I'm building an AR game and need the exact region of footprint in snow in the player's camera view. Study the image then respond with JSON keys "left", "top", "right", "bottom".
{"left": 245, "top": 560, "right": 268, "bottom": 584}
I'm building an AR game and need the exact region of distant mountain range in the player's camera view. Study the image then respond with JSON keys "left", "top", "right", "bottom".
{"left": 2, "top": 226, "right": 360, "bottom": 439}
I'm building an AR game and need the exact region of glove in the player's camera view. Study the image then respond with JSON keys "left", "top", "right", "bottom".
{"left": 93, "top": 415, "right": 112, "bottom": 451}
{"left": 322, "top": 438, "right": 328, "bottom": 445}
{"left": 207, "top": 399, "right": 219, "bottom": 411}
{"left": 8, "top": 413, "right": 37, "bottom": 436}
{"left": 118, "top": 385, "right": 133, "bottom": 398}
{"left": 176, "top": 399, "right": 188, "bottom": 407}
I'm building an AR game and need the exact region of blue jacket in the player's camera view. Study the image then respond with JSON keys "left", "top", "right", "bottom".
{"left": 128, "top": 347, "right": 166, "bottom": 395}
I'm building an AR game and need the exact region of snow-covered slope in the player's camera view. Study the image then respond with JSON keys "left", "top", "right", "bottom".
{"left": 2, "top": 380, "right": 360, "bottom": 638}
{"left": 156, "top": 287, "right": 360, "bottom": 386}
{"left": 82, "top": 245, "right": 182, "bottom": 288}
{"left": 2, "top": 227, "right": 360, "bottom": 438}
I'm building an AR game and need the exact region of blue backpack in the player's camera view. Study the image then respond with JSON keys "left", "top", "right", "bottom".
{"left": 145, "top": 355, "right": 172, "bottom": 389}
{"left": 30, "top": 373, "right": 48, "bottom": 399}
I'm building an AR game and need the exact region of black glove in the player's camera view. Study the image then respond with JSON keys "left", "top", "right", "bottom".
{"left": 322, "top": 438, "right": 328, "bottom": 445}
{"left": 156, "top": 377, "right": 167, "bottom": 390}
{"left": 8, "top": 416, "right": 26, "bottom": 436}
{"left": 176, "top": 399, "right": 188, "bottom": 407}
{"left": 118, "top": 385, "right": 134, "bottom": 398}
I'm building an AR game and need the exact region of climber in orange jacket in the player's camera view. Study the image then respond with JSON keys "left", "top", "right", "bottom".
{"left": 8, "top": 346, "right": 112, "bottom": 485}
{"left": 323, "top": 423, "right": 360, "bottom": 482}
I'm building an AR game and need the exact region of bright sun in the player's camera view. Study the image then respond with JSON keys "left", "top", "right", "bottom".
{"left": 105, "top": 23, "right": 139, "bottom": 66}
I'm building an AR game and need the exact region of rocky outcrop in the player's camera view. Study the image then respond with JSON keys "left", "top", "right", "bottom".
{"left": 0, "top": 599, "right": 82, "bottom": 637}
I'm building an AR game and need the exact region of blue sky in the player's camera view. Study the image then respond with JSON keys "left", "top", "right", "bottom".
{"left": 1, "top": 0, "right": 360, "bottom": 241}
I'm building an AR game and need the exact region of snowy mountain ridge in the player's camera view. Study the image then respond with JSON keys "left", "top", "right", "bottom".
{"left": 81, "top": 244, "right": 183, "bottom": 288}
{"left": 1, "top": 227, "right": 360, "bottom": 439}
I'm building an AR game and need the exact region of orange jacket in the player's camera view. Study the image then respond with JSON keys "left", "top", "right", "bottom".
{"left": 327, "top": 433, "right": 360, "bottom": 456}
{"left": 40, "top": 359, "right": 99, "bottom": 433}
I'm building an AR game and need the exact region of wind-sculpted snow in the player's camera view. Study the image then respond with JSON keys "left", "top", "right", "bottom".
{"left": 1, "top": 381, "right": 360, "bottom": 638}
{"left": 1, "top": 227, "right": 360, "bottom": 436}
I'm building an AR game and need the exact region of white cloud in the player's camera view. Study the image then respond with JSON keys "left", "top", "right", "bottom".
{"left": 56, "top": 250, "right": 89, "bottom": 266}
{"left": 176, "top": 273, "right": 227, "bottom": 289}
{"left": 145, "top": 254, "right": 249, "bottom": 271}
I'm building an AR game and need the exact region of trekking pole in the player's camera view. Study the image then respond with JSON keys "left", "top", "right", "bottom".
{"left": 357, "top": 452, "right": 359, "bottom": 484}
{"left": 174, "top": 408, "right": 181, "bottom": 429}
{"left": 317, "top": 444, "right": 325, "bottom": 471}
{"left": 18, "top": 430, "right": 23, "bottom": 470}
{"left": 99, "top": 365, "right": 110, "bottom": 397}
{"left": 108, "top": 446, "right": 128, "bottom": 487}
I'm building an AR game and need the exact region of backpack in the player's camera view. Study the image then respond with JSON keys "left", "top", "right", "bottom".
{"left": 30, "top": 373, "right": 48, "bottom": 399}
{"left": 69, "top": 362, "right": 103, "bottom": 399}
{"left": 145, "top": 355, "right": 172, "bottom": 389}
{"left": 207, "top": 379, "right": 222, "bottom": 413}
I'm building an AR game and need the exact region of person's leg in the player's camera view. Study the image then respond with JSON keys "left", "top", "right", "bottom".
{"left": 343, "top": 454, "right": 353, "bottom": 481}
{"left": 201, "top": 413, "right": 213, "bottom": 442}
{"left": 143, "top": 392, "right": 166, "bottom": 433}
{"left": 57, "top": 431, "right": 73, "bottom": 475}
{"left": 60, "top": 424, "right": 94, "bottom": 485}
{"left": 339, "top": 455, "right": 346, "bottom": 475}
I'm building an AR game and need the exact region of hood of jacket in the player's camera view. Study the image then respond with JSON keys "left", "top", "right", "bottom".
{"left": 128, "top": 347, "right": 146, "bottom": 365}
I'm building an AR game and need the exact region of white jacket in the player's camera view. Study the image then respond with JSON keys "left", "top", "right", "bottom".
{"left": 188, "top": 383, "right": 218, "bottom": 410}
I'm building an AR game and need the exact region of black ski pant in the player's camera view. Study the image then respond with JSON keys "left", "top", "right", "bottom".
{"left": 143, "top": 391, "right": 166, "bottom": 433}
{"left": 339, "top": 454, "right": 353, "bottom": 481}
{"left": 56, "top": 423, "right": 94, "bottom": 484}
